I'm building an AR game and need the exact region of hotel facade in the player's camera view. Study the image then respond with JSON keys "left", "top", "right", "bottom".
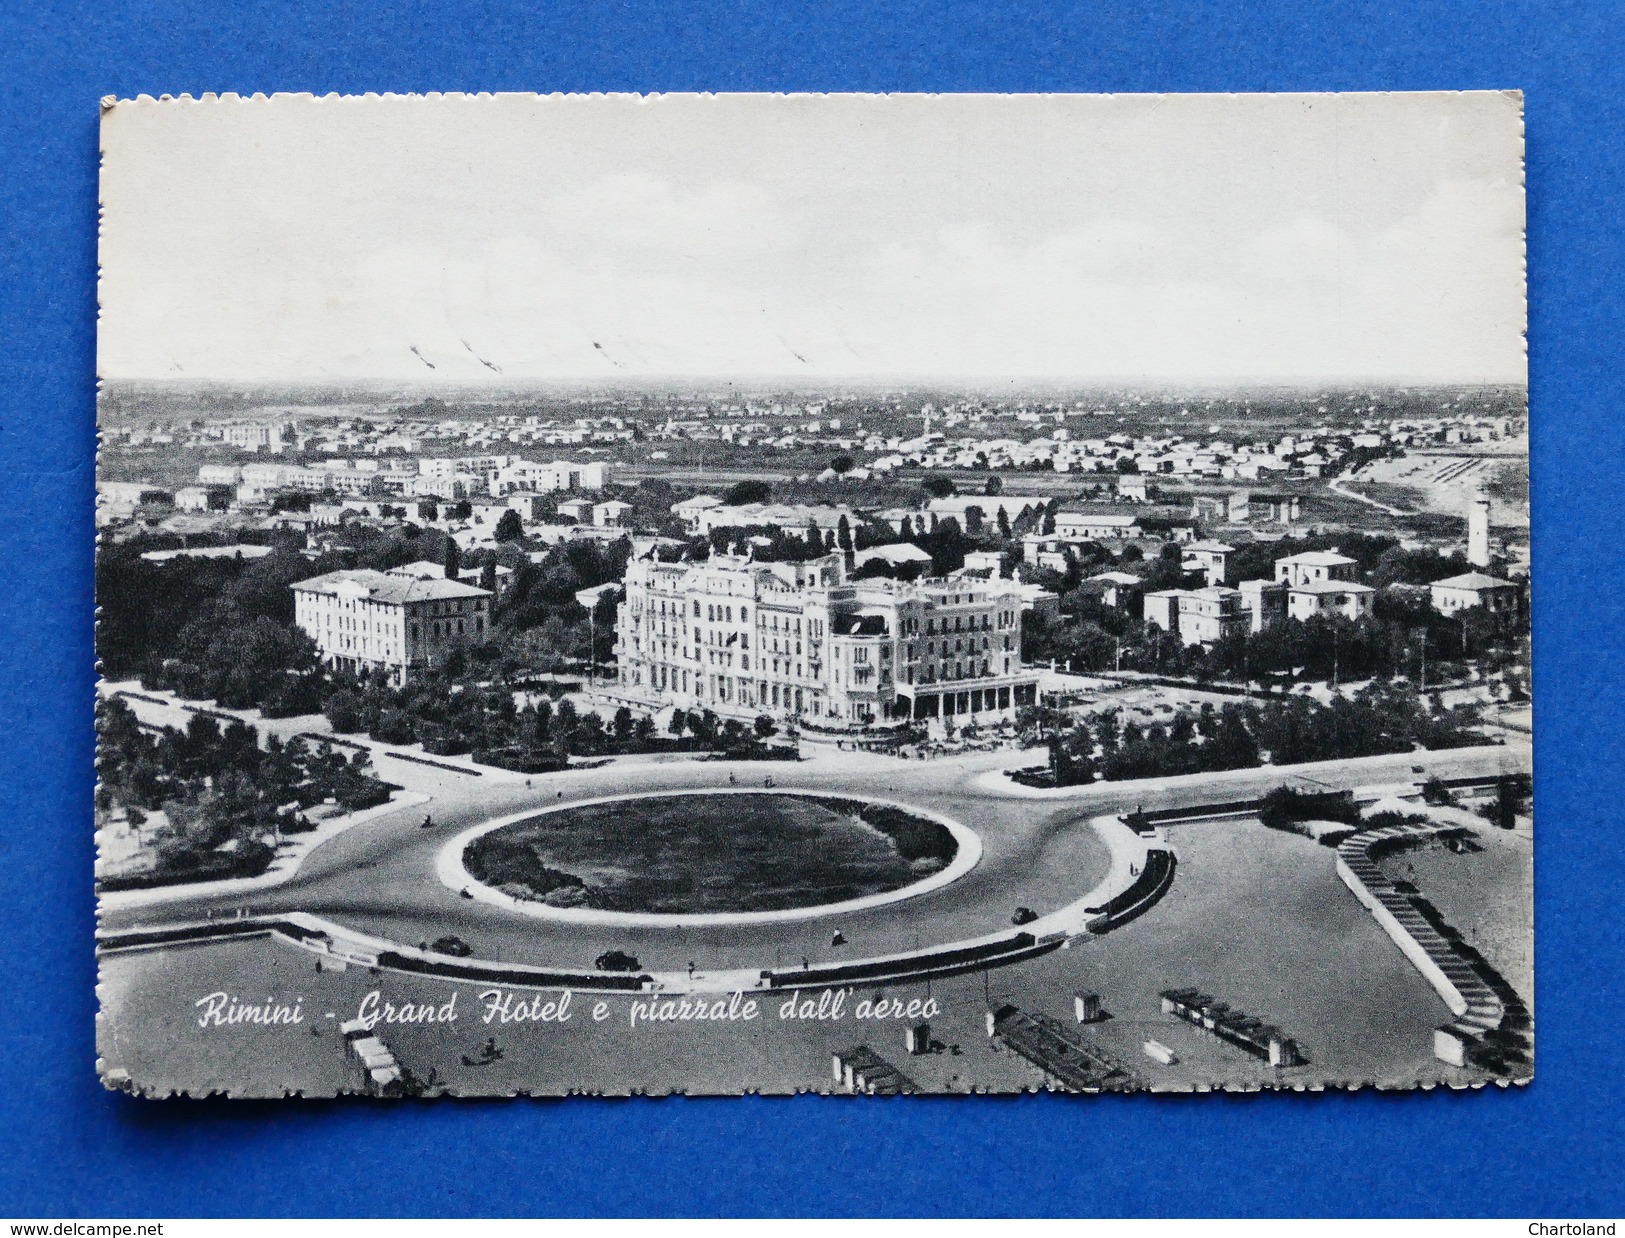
{"left": 613, "top": 549, "right": 1039, "bottom": 734}
{"left": 291, "top": 563, "right": 493, "bottom": 684}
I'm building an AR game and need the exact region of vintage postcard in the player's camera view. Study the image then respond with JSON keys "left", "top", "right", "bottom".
{"left": 94, "top": 91, "right": 1531, "bottom": 1098}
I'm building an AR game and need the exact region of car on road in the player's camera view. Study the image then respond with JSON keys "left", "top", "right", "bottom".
{"left": 430, "top": 934, "right": 473, "bottom": 957}
{"left": 595, "top": 949, "right": 641, "bottom": 972}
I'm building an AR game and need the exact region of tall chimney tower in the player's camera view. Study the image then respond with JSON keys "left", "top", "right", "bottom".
{"left": 1467, "top": 493, "right": 1492, "bottom": 567}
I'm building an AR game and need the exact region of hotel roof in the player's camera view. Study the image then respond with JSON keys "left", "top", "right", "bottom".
{"left": 291, "top": 568, "right": 490, "bottom": 606}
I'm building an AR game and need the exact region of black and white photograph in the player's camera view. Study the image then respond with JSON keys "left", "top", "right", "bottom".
{"left": 93, "top": 90, "right": 1532, "bottom": 1098}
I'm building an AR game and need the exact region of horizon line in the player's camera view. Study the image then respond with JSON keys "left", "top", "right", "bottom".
{"left": 100, "top": 373, "right": 1530, "bottom": 392}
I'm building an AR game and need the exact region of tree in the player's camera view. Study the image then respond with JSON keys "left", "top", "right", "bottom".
{"left": 984, "top": 475, "right": 1003, "bottom": 496}
{"left": 725, "top": 479, "right": 772, "bottom": 506}
{"left": 1421, "top": 776, "right": 1454, "bottom": 806}
{"left": 899, "top": 515, "right": 914, "bottom": 540}
{"left": 555, "top": 698, "right": 578, "bottom": 736}
{"left": 443, "top": 537, "right": 461, "bottom": 580}
{"left": 836, "top": 515, "right": 853, "bottom": 552}
{"left": 532, "top": 698, "right": 553, "bottom": 744}
{"left": 830, "top": 454, "right": 855, "bottom": 475}
{"left": 324, "top": 689, "right": 363, "bottom": 735}
{"left": 479, "top": 561, "right": 498, "bottom": 594}
{"left": 575, "top": 712, "right": 605, "bottom": 750}
{"left": 417, "top": 500, "right": 439, "bottom": 522}
{"left": 1115, "top": 457, "right": 1140, "bottom": 474}
{"left": 668, "top": 708, "right": 687, "bottom": 737}
{"left": 753, "top": 714, "right": 777, "bottom": 739}
{"left": 612, "top": 705, "right": 634, "bottom": 741}
{"left": 495, "top": 510, "right": 524, "bottom": 542}
{"left": 922, "top": 476, "right": 957, "bottom": 499}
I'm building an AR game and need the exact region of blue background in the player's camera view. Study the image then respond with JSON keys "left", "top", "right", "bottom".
{"left": 1, "top": 0, "right": 1620, "bottom": 1218}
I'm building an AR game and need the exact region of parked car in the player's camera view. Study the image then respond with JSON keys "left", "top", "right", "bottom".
{"left": 1011, "top": 906, "right": 1039, "bottom": 926}
{"left": 430, "top": 934, "right": 473, "bottom": 957}
{"left": 595, "top": 949, "right": 641, "bottom": 972}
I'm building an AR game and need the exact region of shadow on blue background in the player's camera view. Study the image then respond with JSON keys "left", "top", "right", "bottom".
{"left": 0, "top": 0, "right": 1620, "bottom": 1218}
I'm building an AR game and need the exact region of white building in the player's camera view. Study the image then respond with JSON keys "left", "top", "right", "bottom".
{"left": 1053, "top": 512, "right": 1142, "bottom": 541}
{"left": 490, "top": 458, "right": 608, "bottom": 495}
{"left": 222, "top": 421, "right": 291, "bottom": 453}
{"left": 614, "top": 550, "right": 1038, "bottom": 735}
{"left": 592, "top": 499, "right": 634, "bottom": 527}
{"left": 1275, "top": 549, "right": 1358, "bottom": 588}
{"left": 1086, "top": 570, "right": 1145, "bottom": 610}
{"left": 173, "top": 486, "right": 218, "bottom": 513}
{"left": 1430, "top": 571, "right": 1520, "bottom": 616}
{"left": 854, "top": 543, "right": 934, "bottom": 573}
{"left": 291, "top": 566, "right": 493, "bottom": 684}
{"left": 1182, "top": 540, "right": 1234, "bottom": 587}
{"left": 670, "top": 494, "right": 723, "bottom": 532}
{"left": 1286, "top": 579, "right": 1376, "bottom": 622}
{"left": 692, "top": 502, "right": 858, "bottom": 537}
{"left": 1144, "top": 587, "right": 1248, "bottom": 647}
{"left": 1237, "top": 579, "right": 1287, "bottom": 632}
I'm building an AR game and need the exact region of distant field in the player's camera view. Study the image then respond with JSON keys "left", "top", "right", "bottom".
{"left": 1337, "top": 479, "right": 1428, "bottom": 512}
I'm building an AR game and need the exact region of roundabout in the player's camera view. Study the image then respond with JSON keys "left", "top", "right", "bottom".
{"left": 436, "top": 789, "right": 984, "bottom": 927}
{"left": 96, "top": 743, "right": 1523, "bottom": 998}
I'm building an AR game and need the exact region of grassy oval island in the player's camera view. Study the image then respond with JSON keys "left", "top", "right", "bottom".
{"left": 463, "top": 793, "right": 959, "bottom": 915}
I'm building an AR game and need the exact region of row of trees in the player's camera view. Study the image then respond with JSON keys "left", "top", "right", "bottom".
{"left": 1026, "top": 682, "right": 1487, "bottom": 788}
{"left": 1025, "top": 581, "right": 1525, "bottom": 692}
{"left": 321, "top": 673, "right": 788, "bottom": 769}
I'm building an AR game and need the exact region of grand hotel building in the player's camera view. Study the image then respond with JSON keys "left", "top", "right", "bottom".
{"left": 613, "top": 549, "right": 1039, "bottom": 733}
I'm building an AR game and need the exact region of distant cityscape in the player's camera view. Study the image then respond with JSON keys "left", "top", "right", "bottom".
{"left": 97, "top": 381, "right": 1528, "bottom": 736}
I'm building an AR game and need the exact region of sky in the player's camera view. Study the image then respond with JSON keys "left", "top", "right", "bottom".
{"left": 97, "top": 91, "right": 1527, "bottom": 386}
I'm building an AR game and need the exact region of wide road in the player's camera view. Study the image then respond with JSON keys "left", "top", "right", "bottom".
{"left": 100, "top": 731, "right": 1529, "bottom": 979}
